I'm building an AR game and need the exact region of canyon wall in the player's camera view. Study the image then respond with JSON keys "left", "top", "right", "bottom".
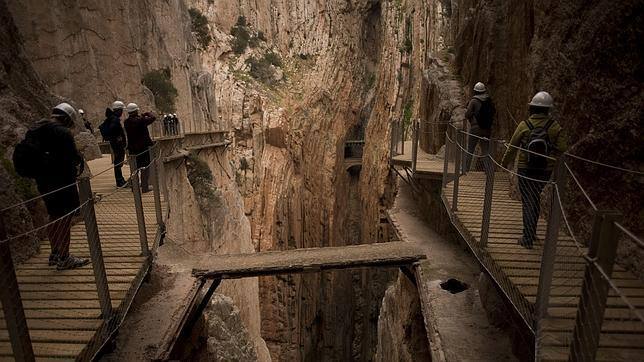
{"left": 4, "top": 0, "right": 433, "bottom": 359}
{"left": 441, "top": 0, "right": 642, "bottom": 235}
{"left": 7, "top": 0, "right": 218, "bottom": 133}
{"left": 0, "top": 0, "right": 56, "bottom": 261}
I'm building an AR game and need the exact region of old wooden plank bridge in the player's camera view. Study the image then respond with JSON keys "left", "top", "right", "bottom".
{"left": 156, "top": 242, "right": 427, "bottom": 360}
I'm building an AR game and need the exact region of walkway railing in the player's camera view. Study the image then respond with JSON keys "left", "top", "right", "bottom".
{"left": 344, "top": 140, "right": 365, "bottom": 159}
{"left": 439, "top": 123, "right": 644, "bottom": 361}
{"left": 0, "top": 144, "right": 167, "bottom": 361}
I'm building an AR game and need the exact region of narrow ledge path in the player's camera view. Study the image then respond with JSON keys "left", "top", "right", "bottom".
{"left": 389, "top": 182, "right": 516, "bottom": 361}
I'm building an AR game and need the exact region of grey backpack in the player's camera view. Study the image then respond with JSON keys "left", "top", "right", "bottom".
{"left": 524, "top": 119, "right": 555, "bottom": 170}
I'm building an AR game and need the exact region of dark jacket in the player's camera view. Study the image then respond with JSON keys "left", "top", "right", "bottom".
{"left": 31, "top": 120, "right": 82, "bottom": 216}
{"left": 465, "top": 94, "right": 494, "bottom": 130}
{"left": 104, "top": 109, "right": 126, "bottom": 149}
{"left": 124, "top": 112, "right": 156, "bottom": 154}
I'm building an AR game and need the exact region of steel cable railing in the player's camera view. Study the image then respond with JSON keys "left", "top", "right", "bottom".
{"left": 0, "top": 143, "right": 167, "bottom": 360}
{"left": 439, "top": 123, "right": 644, "bottom": 361}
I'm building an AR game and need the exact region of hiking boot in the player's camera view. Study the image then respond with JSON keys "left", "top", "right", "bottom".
{"left": 56, "top": 255, "right": 90, "bottom": 270}
{"left": 48, "top": 254, "right": 61, "bottom": 266}
{"left": 518, "top": 238, "right": 534, "bottom": 250}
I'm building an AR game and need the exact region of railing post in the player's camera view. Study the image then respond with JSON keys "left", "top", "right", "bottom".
{"left": 0, "top": 219, "right": 35, "bottom": 362}
{"left": 569, "top": 210, "right": 622, "bottom": 362}
{"left": 78, "top": 177, "right": 113, "bottom": 319}
{"left": 480, "top": 140, "right": 495, "bottom": 247}
{"left": 535, "top": 160, "right": 566, "bottom": 325}
{"left": 128, "top": 155, "right": 150, "bottom": 256}
{"left": 451, "top": 127, "right": 462, "bottom": 212}
{"left": 400, "top": 118, "right": 405, "bottom": 155}
{"left": 411, "top": 119, "right": 419, "bottom": 174}
{"left": 150, "top": 145, "right": 164, "bottom": 230}
{"left": 389, "top": 121, "right": 395, "bottom": 162}
{"left": 441, "top": 130, "right": 450, "bottom": 189}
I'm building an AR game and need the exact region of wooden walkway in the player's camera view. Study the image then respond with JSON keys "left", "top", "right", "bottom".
{"left": 0, "top": 156, "right": 162, "bottom": 360}
{"left": 391, "top": 141, "right": 444, "bottom": 179}
{"left": 193, "top": 242, "right": 427, "bottom": 279}
{"left": 444, "top": 172, "right": 644, "bottom": 361}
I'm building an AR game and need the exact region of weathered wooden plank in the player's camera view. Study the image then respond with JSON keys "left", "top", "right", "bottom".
{"left": 540, "top": 346, "right": 644, "bottom": 362}
{"left": 0, "top": 341, "right": 84, "bottom": 358}
{"left": 194, "top": 242, "right": 426, "bottom": 279}
{"left": 18, "top": 290, "right": 126, "bottom": 301}
{"left": 18, "top": 299, "right": 121, "bottom": 310}
{"left": 16, "top": 268, "right": 140, "bottom": 277}
{"left": 0, "top": 319, "right": 101, "bottom": 331}
{"left": 541, "top": 331, "right": 644, "bottom": 348}
{"left": 541, "top": 318, "right": 644, "bottom": 334}
{"left": 0, "top": 330, "right": 95, "bottom": 344}
{"left": 18, "top": 276, "right": 135, "bottom": 284}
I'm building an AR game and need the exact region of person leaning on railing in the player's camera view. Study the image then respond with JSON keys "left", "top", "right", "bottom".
{"left": 12, "top": 103, "right": 90, "bottom": 270}
{"left": 124, "top": 103, "right": 157, "bottom": 193}
{"left": 500, "top": 91, "right": 568, "bottom": 249}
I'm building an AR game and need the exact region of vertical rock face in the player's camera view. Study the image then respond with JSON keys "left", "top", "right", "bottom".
{"left": 0, "top": 0, "right": 55, "bottom": 261}
{"left": 446, "top": 0, "right": 642, "bottom": 231}
{"left": 7, "top": 0, "right": 218, "bottom": 132}
{"left": 375, "top": 274, "right": 430, "bottom": 362}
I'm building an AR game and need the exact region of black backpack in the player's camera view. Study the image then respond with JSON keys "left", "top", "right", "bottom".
{"left": 99, "top": 118, "right": 112, "bottom": 141}
{"left": 13, "top": 124, "right": 51, "bottom": 178}
{"left": 524, "top": 119, "right": 555, "bottom": 170}
{"left": 475, "top": 98, "right": 495, "bottom": 129}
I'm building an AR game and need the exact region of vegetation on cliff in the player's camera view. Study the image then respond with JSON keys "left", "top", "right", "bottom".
{"left": 189, "top": 7, "right": 212, "bottom": 49}
{"left": 142, "top": 68, "right": 178, "bottom": 113}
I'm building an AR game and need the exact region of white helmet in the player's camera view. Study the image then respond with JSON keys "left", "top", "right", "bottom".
{"left": 126, "top": 102, "right": 140, "bottom": 113}
{"left": 53, "top": 102, "right": 77, "bottom": 121}
{"left": 111, "top": 100, "right": 125, "bottom": 111}
{"left": 528, "top": 91, "right": 554, "bottom": 108}
{"left": 473, "top": 82, "right": 486, "bottom": 92}
{"left": 78, "top": 109, "right": 84, "bottom": 115}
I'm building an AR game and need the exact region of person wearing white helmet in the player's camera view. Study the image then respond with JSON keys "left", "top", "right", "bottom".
{"left": 501, "top": 91, "right": 568, "bottom": 249}
{"left": 170, "top": 113, "right": 180, "bottom": 135}
{"left": 98, "top": 100, "right": 128, "bottom": 187}
{"left": 79, "top": 109, "right": 94, "bottom": 134}
{"left": 124, "top": 103, "right": 157, "bottom": 192}
{"left": 464, "top": 81, "right": 496, "bottom": 172}
{"left": 12, "top": 103, "right": 90, "bottom": 270}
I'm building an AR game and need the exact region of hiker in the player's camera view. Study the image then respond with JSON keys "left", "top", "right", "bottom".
{"left": 80, "top": 109, "right": 93, "bottom": 134}
{"left": 99, "top": 101, "right": 128, "bottom": 187}
{"left": 12, "top": 103, "right": 90, "bottom": 270}
{"left": 464, "top": 82, "right": 496, "bottom": 172}
{"left": 162, "top": 114, "right": 171, "bottom": 136}
{"left": 124, "top": 103, "right": 156, "bottom": 193}
{"left": 501, "top": 91, "right": 567, "bottom": 249}
{"left": 171, "top": 113, "right": 180, "bottom": 135}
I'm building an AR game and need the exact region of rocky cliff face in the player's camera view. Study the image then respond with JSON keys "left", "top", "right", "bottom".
{"left": 4, "top": 0, "right": 437, "bottom": 358}
{"left": 7, "top": 0, "right": 218, "bottom": 133}
{"left": 446, "top": 0, "right": 642, "bottom": 232}
{"left": 0, "top": 0, "right": 55, "bottom": 261}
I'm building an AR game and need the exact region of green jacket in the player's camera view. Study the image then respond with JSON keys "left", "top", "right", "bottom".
{"left": 500, "top": 114, "right": 567, "bottom": 170}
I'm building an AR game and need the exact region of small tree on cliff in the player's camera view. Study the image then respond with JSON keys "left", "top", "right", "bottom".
{"left": 142, "top": 68, "right": 178, "bottom": 113}
{"left": 189, "top": 8, "right": 212, "bottom": 49}
{"left": 231, "top": 16, "right": 251, "bottom": 54}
